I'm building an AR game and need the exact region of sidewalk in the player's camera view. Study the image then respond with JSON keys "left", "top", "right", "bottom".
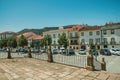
{"left": 0, "top": 58, "right": 120, "bottom": 80}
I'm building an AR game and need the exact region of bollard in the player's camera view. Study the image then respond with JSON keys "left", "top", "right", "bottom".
{"left": 101, "top": 57, "right": 106, "bottom": 71}
{"left": 86, "top": 49, "right": 94, "bottom": 71}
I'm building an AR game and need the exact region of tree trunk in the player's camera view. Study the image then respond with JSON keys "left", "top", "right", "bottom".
{"left": 47, "top": 45, "right": 53, "bottom": 62}
{"left": 28, "top": 47, "right": 32, "bottom": 58}
{"left": 7, "top": 48, "right": 12, "bottom": 59}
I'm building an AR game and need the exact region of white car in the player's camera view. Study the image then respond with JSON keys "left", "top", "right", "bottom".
{"left": 110, "top": 48, "right": 117, "bottom": 55}
{"left": 115, "top": 49, "right": 120, "bottom": 56}
{"left": 59, "top": 47, "right": 66, "bottom": 54}
{"left": 79, "top": 49, "right": 86, "bottom": 55}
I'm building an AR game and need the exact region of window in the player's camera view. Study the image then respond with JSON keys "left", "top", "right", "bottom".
{"left": 81, "top": 39, "right": 85, "bottom": 44}
{"left": 89, "top": 39, "right": 93, "bottom": 44}
{"left": 81, "top": 32, "right": 84, "bottom": 36}
{"left": 89, "top": 32, "right": 93, "bottom": 36}
{"left": 111, "top": 38, "right": 115, "bottom": 42}
{"left": 71, "top": 40, "right": 73, "bottom": 43}
{"left": 103, "top": 38, "right": 107, "bottom": 43}
{"left": 96, "top": 38, "right": 100, "bottom": 43}
{"left": 53, "top": 34, "right": 56, "bottom": 38}
{"left": 96, "top": 31, "right": 100, "bottom": 35}
{"left": 111, "top": 30, "right": 114, "bottom": 34}
{"left": 74, "top": 40, "right": 78, "bottom": 44}
{"left": 75, "top": 32, "right": 78, "bottom": 37}
{"left": 54, "top": 40, "right": 56, "bottom": 44}
{"left": 103, "top": 30, "right": 107, "bottom": 35}
{"left": 58, "top": 34, "right": 60, "bottom": 37}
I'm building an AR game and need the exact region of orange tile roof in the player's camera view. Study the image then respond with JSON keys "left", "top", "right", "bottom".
{"left": 67, "top": 25, "right": 84, "bottom": 32}
{"left": 34, "top": 36, "right": 43, "bottom": 40}
{"left": 80, "top": 26, "right": 101, "bottom": 31}
{"left": 17, "top": 32, "right": 37, "bottom": 38}
{"left": 28, "top": 35, "right": 43, "bottom": 40}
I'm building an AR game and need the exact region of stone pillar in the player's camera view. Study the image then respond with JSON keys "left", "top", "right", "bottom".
{"left": 28, "top": 47, "right": 32, "bottom": 58}
{"left": 86, "top": 50, "right": 94, "bottom": 71}
{"left": 101, "top": 57, "right": 106, "bottom": 71}
{"left": 7, "top": 48, "right": 12, "bottom": 59}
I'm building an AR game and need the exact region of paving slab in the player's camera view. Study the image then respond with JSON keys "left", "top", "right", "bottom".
{"left": 0, "top": 58, "right": 120, "bottom": 80}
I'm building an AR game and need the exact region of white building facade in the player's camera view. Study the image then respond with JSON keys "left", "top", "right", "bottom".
{"left": 0, "top": 32, "right": 18, "bottom": 40}
{"left": 79, "top": 27, "right": 101, "bottom": 49}
{"left": 43, "top": 28, "right": 69, "bottom": 49}
{"left": 101, "top": 25, "right": 120, "bottom": 49}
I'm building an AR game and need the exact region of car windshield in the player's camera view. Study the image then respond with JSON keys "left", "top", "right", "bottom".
{"left": 80, "top": 49, "right": 84, "bottom": 51}
{"left": 116, "top": 49, "right": 120, "bottom": 51}
{"left": 104, "top": 49, "right": 109, "bottom": 51}
{"left": 53, "top": 49, "right": 58, "bottom": 51}
{"left": 92, "top": 49, "right": 96, "bottom": 52}
{"left": 112, "top": 49, "right": 116, "bottom": 51}
{"left": 69, "top": 49, "right": 73, "bottom": 52}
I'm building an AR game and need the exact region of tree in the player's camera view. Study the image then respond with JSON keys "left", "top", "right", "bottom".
{"left": 58, "top": 33, "right": 69, "bottom": 49}
{"left": 0, "top": 38, "right": 8, "bottom": 47}
{"left": 40, "top": 38, "right": 47, "bottom": 48}
{"left": 18, "top": 35, "right": 28, "bottom": 47}
{"left": 7, "top": 36, "right": 17, "bottom": 48}
{"left": 30, "top": 40, "right": 35, "bottom": 48}
{"left": 42, "top": 34, "right": 53, "bottom": 62}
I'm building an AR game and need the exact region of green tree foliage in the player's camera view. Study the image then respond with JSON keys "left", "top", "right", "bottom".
{"left": 30, "top": 40, "right": 35, "bottom": 48}
{"left": 7, "top": 36, "right": 17, "bottom": 48}
{"left": 58, "top": 33, "right": 69, "bottom": 48}
{"left": 40, "top": 39, "right": 46, "bottom": 47}
{"left": 44, "top": 34, "right": 52, "bottom": 46}
{"left": 40, "top": 34, "right": 52, "bottom": 47}
{"left": 18, "top": 35, "right": 28, "bottom": 47}
{"left": 0, "top": 38, "right": 8, "bottom": 47}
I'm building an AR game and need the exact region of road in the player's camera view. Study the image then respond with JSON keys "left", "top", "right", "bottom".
{"left": 97, "top": 55, "right": 120, "bottom": 73}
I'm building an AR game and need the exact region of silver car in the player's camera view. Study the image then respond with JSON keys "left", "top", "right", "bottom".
{"left": 79, "top": 49, "right": 86, "bottom": 55}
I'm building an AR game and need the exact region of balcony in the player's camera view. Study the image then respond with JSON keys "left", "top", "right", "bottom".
{"left": 110, "top": 42, "right": 116, "bottom": 45}
{"left": 70, "top": 43, "right": 79, "bottom": 45}
{"left": 95, "top": 42, "right": 100, "bottom": 45}
{"left": 80, "top": 42, "right": 85, "bottom": 45}
{"left": 69, "top": 36, "right": 79, "bottom": 39}
{"left": 101, "top": 42, "right": 108, "bottom": 45}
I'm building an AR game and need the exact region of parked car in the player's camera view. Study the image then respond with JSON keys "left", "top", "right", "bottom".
{"left": 91, "top": 49, "right": 99, "bottom": 56}
{"left": 110, "top": 48, "right": 117, "bottom": 55}
{"left": 16, "top": 48, "right": 21, "bottom": 52}
{"left": 16, "top": 48, "right": 28, "bottom": 53}
{"left": 52, "top": 49, "right": 59, "bottom": 54}
{"left": 100, "top": 48, "right": 111, "bottom": 56}
{"left": 32, "top": 49, "right": 39, "bottom": 53}
{"left": 60, "top": 47, "right": 66, "bottom": 54}
{"left": 79, "top": 49, "right": 86, "bottom": 55}
{"left": 23, "top": 48, "right": 29, "bottom": 53}
{"left": 115, "top": 49, "right": 120, "bottom": 56}
{"left": 68, "top": 49, "right": 75, "bottom": 55}
{"left": 40, "top": 48, "right": 46, "bottom": 53}
{"left": 0, "top": 48, "right": 6, "bottom": 52}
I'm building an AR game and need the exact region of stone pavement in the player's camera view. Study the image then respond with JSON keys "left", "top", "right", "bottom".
{"left": 0, "top": 58, "right": 120, "bottom": 80}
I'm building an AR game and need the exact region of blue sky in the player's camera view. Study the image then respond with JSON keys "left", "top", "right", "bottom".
{"left": 0, "top": 0, "right": 120, "bottom": 32}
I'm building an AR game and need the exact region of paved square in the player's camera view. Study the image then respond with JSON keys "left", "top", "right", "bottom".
{"left": 0, "top": 58, "right": 120, "bottom": 80}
